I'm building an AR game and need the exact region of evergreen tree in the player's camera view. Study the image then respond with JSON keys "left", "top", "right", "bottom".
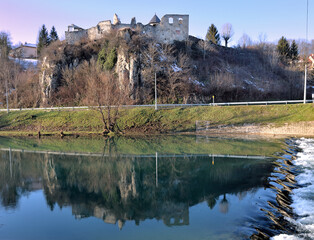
{"left": 97, "top": 45, "right": 108, "bottom": 68}
{"left": 290, "top": 40, "right": 299, "bottom": 62}
{"left": 277, "top": 36, "right": 290, "bottom": 62}
{"left": 49, "top": 26, "right": 59, "bottom": 42}
{"left": 0, "top": 31, "right": 12, "bottom": 59}
{"left": 104, "top": 48, "right": 117, "bottom": 70}
{"left": 206, "top": 24, "right": 220, "bottom": 44}
{"left": 37, "top": 24, "right": 49, "bottom": 56}
{"left": 97, "top": 43, "right": 117, "bottom": 71}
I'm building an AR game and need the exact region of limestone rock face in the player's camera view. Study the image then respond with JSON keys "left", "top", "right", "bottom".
{"left": 118, "top": 168, "right": 138, "bottom": 202}
{"left": 115, "top": 48, "right": 141, "bottom": 99}
{"left": 40, "top": 57, "right": 59, "bottom": 105}
{"left": 40, "top": 53, "right": 82, "bottom": 105}
{"left": 39, "top": 34, "right": 147, "bottom": 105}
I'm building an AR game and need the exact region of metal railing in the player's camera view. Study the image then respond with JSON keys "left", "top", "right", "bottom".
{"left": 0, "top": 100, "right": 312, "bottom": 112}
{"left": 0, "top": 148, "right": 270, "bottom": 159}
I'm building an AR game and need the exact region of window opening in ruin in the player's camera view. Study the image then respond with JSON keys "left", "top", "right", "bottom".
{"left": 178, "top": 18, "right": 183, "bottom": 25}
{"left": 169, "top": 17, "right": 173, "bottom": 24}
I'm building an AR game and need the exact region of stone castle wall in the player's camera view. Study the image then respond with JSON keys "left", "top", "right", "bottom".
{"left": 65, "top": 14, "right": 189, "bottom": 44}
{"left": 144, "top": 14, "right": 189, "bottom": 43}
{"left": 65, "top": 30, "right": 88, "bottom": 45}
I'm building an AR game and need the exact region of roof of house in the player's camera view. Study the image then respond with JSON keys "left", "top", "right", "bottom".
{"left": 24, "top": 43, "right": 37, "bottom": 48}
{"left": 149, "top": 14, "right": 160, "bottom": 24}
{"left": 13, "top": 43, "right": 37, "bottom": 50}
{"left": 69, "top": 24, "right": 84, "bottom": 30}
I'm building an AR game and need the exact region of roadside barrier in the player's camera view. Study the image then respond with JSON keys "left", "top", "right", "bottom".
{"left": 0, "top": 100, "right": 313, "bottom": 112}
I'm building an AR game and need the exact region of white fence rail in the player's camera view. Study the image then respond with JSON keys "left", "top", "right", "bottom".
{"left": 0, "top": 148, "right": 270, "bottom": 159}
{"left": 0, "top": 100, "right": 313, "bottom": 112}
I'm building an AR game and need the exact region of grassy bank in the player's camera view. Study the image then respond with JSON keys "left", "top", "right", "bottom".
{"left": 0, "top": 135, "right": 284, "bottom": 156}
{"left": 0, "top": 104, "right": 313, "bottom": 136}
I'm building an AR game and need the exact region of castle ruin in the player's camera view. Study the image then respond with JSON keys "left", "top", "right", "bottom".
{"left": 65, "top": 14, "right": 189, "bottom": 44}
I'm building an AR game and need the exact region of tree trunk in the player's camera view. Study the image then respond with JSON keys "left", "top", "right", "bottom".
{"left": 98, "top": 105, "right": 108, "bottom": 130}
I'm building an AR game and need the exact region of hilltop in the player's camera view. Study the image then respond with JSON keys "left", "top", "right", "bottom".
{"left": 37, "top": 30, "right": 310, "bottom": 108}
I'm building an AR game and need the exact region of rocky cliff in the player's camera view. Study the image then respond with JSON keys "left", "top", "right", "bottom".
{"left": 39, "top": 32, "right": 307, "bottom": 106}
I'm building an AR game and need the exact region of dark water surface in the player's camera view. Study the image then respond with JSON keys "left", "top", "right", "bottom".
{"left": 0, "top": 136, "right": 298, "bottom": 240}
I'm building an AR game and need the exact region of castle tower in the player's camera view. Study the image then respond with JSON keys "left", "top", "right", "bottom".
{"left": 113, "top": 13, "right": 121, "bottom": 25}
{"left": 149, "top": 14, "right": 160, "bottom": 26}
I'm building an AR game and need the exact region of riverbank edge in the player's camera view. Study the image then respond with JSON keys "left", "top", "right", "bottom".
{"left": 0, "top": 121, "right": 313, "bottom": 137}
{"left": 193, "top": 121, "right": 314, "bottom": 137}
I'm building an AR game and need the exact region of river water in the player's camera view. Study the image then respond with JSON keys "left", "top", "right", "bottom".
{"left": 272, "top": 138, "right": 314, "bottom": 240}
{"left": 0, "top": 136, "right": 312, "bottom": 240}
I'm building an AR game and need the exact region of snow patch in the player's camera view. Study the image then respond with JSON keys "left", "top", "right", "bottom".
{"left": 192, "top": 79, "right": 205, "bottom": 87}
{"left": 11, "top": 58, "right": 38, "bottom": 68}
{"left": 159, "top": 55, "right": 167, "bottom": 62}
{"left": 171, "top": 63, "right": 182, "bottom": 72}
{"left": 244, "top": 79, "right": 265, "bottom": 92}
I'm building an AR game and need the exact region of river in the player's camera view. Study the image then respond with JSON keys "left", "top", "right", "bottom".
{"left": 0, "top": 136, "right": 312, "bottom": 239}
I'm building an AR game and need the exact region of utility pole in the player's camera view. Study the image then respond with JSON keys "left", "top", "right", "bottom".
{"left": 203, "top": 40, "right": 206, "bottom": 60}
{"left": 304, "top": 0, "right": 309, "bottom": 104}
{"left": 155, "top": 72, "right": 157, "bottom": 110}
{"left": 155, "top": 152, "right": 158, "bottom": 187}
{"left": 9, "top": 147, "right": 12, "bottom": 178}
{"left": 5, "top": 78, "right": 9, "bottom": 113}
{"left": 304, "top": 66, "right": 307, "bottom": 104}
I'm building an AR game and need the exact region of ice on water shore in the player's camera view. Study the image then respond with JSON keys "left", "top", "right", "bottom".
{"left": 272, "top": 138, "right": 314, "bottom": 240}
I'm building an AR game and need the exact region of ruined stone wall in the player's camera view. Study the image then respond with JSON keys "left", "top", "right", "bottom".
{"left": 66, "top": 22, "right": 132, "bottom": 44}
{"left": 87, "top": 21, "right": 113, "bottom": 41}
{"left": 96, "top": 21, "right": 112, "bottom": 35}
{"left": 65, "top": 14, "right": 189, "bottom": 44}
{"left": 148, "top": 14, "right": 189, "bottom": 44}
{"left": 65, "top": 30, "right": 88, "bottom": 44}
{"left": 113, "top": 24, "right": 132, "bottom": 30}
{"left": 87, "top": 27, "right": 103, "bottom": 41}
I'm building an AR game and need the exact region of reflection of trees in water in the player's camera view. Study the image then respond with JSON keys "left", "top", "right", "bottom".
{"left": 0, "top": 151, "right": 274, "bottom": 227}
{"left": 219, "top": 194, "right": 229, "bottom": 214}
{"left": 206, "top": 194, "right": 219, "bottom": 209}
{"left": 0, "top": 151, "right": 43, "bottom": 208}
{"left": 237, "top": 191, "right": 247, "bottom": 200}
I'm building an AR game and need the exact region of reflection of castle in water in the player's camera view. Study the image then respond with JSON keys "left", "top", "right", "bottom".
{"left": 0, "top": 150, "right": 273, "bottom": 229}
{"left": 72, "top": 200, "right": 189, "bottom": 229}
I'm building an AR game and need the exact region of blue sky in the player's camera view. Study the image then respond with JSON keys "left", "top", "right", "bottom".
{"left": 0, "top": 0, "right": 312, "bottom": 45}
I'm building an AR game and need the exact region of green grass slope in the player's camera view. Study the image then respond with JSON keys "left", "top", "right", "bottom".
{"left": 0, "top": 104, "right": 313, "bottom": 135}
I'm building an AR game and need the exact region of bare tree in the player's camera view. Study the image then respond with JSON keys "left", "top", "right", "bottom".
{"left": 257, "top": 32, "right": 268, "bottom": 51}
{"left": 51, "top": 64, "right": 87, "bottom": 106}
{"left": 0, "top": 59, "right": 10, "bottom": 109}
{"left": 141, "top": 41, "right": 160, "bottom": 103}
{"left": 197, "top": 39, "right": 208, "bottom": 61}
{"left": 221, "top": 23, "right": 234, "bottom": 47}
{"left": 165, "top": 52, "right": 194, "bottom": 103}
{"left": 141, "top": 42, "right": 194, "bottom": 104}
{"left": 258, "top": 33, "right": 267, "bottom": 44}
{"left": 84, "top": 59, "right": 130, "bottom": 134}
{"left": 238, "top": 33, "right": 252, "bottom": 48}
{"left": 14, "top": 69, "right": 41, "bottom": 108}
{"left": 0, "top": 58, "right": 41, "bottom": 109}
